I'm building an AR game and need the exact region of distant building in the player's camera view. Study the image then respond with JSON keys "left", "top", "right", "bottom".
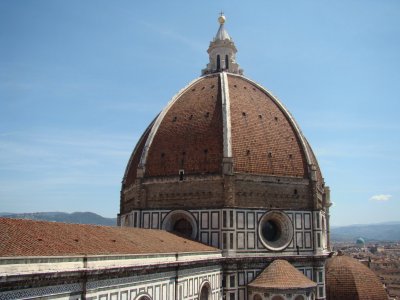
{"left": 355, "top": 237, "right": 365, "bottom": 248}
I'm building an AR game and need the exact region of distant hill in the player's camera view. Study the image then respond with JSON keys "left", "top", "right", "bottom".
{"left": 0, "top": 212, "right": 117, "bottom": 226}
{"left": 1, "top": 212, "right": 398, "bottom": 241}
{"left": 331, "top": 222, "right": 400, "bottom": 242}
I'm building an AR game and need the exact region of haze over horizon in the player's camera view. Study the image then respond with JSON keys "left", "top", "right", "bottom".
{"left": 1, "top": 211, "right": 399, "bottom": 228}
{"left": 1, "top": 1, "right": 399, "bottom": 226}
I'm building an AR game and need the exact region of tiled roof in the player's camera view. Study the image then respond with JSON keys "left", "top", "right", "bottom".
{"left": 228, "top": 75, "right": 308, "bottom": 178}
{"left": 0, "top": 218, "right": 217, "bottom": 257}
{"left": 123, "top": 74, "right": 322, "bottom": 182}
{"left": 248, "top": 259, "right": 317, "bottom": 290}
{"left": 145, "top": 75, "right": 223, "bottom": 177}
{"left": 123, "top": 120, "right": 153, "bottom": 187}
{"left": 326, "top": 255, "right": 387, "bottom": 300}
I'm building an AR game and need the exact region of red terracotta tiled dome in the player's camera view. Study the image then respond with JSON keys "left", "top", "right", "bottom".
{"left": 325, "top": 255, "right": 387, "bottom": 300}
{"left": 120, "top": 15, "right": 328, "bottom": 213}
{"left": 248, "top": 259, "right": 317, "bottom": 290}
{"left": 123, "top": 73, "right": 323, "bottom": 187}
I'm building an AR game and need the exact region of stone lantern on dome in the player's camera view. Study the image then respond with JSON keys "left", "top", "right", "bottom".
{"left": 202, "top": 14, "right": 243, "bottom": 75}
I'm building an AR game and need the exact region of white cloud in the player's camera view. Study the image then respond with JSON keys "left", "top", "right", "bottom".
{"left": 370, "top": 194, "right": 392, "bottom": 202}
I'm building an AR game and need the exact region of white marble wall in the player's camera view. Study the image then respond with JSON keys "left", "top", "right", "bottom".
{"left": 122, "top": 208, "right": 329, "bottom": 255}
{"left": 86, "top": 266, "right": 221, "bottom": 300}
{"left": 120, "top": 208, "right": 328, "bottom": 300}
{"left": 0, "top": 263, "right": 222, "bottom": 300}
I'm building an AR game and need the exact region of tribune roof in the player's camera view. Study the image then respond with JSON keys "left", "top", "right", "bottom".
{"left": 248, "top": 259, "right": 317, "bottom": 290}
{"left": 0, "top": 217, "right": 218, "bottom": 257}
{"left": 325, "top": 255, "right": 387, "bottom": 300}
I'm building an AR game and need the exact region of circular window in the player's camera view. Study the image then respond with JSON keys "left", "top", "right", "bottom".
{"left": 162, "top": 210, "right": 197, "bottom": 239}
{"left": 258, "top": 211, "right": 293, "bottom": 251}
{"left": 262, "top": 220, "right": 280, "bottom": 242}
{"left": 173, "top": 218, "right": 193, "bottom": 237}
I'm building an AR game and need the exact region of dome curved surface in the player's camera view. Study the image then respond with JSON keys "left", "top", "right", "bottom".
{"left": 145, "top": 75, "right": 223, "bottom": 177}
{"left": 325, "top": 255, "right": 387, "bottom": 300}
{"left": 228, "top": 75, "right": 307, "bottom": 177}
{"left": 123, "top": 120, "right": 153, "bottom": 187}
{"left": 122, "top": 72, "right": 323, "bottom": 187}
{"left": 248, "top": 259, "right": 317, "bottom": 290}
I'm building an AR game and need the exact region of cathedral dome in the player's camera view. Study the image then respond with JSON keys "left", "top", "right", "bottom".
{"left": 325, "top": 255, "right": 387, "bottom": 300}
{"left": 123, "top": 71, "right": 323, "bottom": 187}
{"left": 118, "top": 16, "right": 332, "bottom": 300}
{"left": 121, "top": 15, "right": 326, "bottom": 213}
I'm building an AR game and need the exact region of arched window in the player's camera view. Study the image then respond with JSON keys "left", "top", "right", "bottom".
{"left": 253, "top": 294, "right": 262, "bottom": 300}
{"left": 199, "top": 282, "right": 211, "bottom": 300}
{"left": 200, "top": 286, "right": 209, "bottom": 300}
{"left": 225, "top": 54, "right": 229, "bottom": 69}
{"left": 217, "top": 55, "right": 221, "bottom": 71}
{"left": 136, "top": 295, "right": 152, "bottom": 300}
{"left": 295, "top": 295, "right": 305, "bottom": 300}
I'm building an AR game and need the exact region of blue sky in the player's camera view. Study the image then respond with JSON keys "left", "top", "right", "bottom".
{"left": 0, "top": 0, "right": 399, "bottom": 226}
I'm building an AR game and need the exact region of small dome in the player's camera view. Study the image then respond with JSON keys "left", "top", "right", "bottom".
{"left": 325, "top": 255, "right": 387, "bottom": 300}
{"left": 248, "top": 259, "right": 317, "bottom": 290}
{"left": 355, "top": 237, "right": 365, "bottom": 245}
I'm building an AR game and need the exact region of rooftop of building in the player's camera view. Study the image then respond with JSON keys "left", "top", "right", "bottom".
{"left": 248, "top": 259, "right": 317, "bottom": 290}
{"left": 325, "top": 254, "right": 387, "bottom": 300}
{"left": 0, "top": 217, "right": 218, "bottom": 257}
